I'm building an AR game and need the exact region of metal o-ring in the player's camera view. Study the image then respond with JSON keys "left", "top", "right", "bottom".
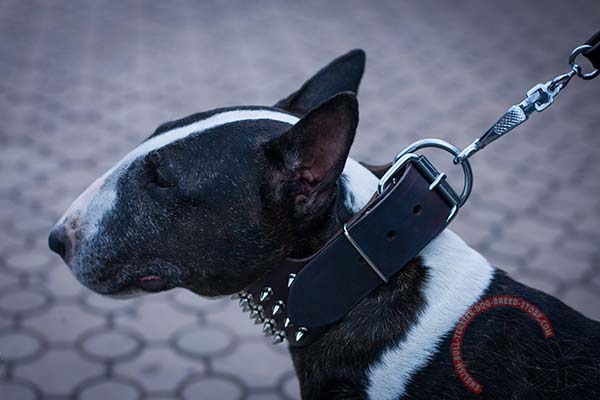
{"left": 393, "top": 138, "right": 473, "bottom": 206}
{"left": 569, "top": 45, "right": 599, "bottom": 80}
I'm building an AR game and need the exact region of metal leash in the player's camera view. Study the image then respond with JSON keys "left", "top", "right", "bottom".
{"left": 381, "top": 32, "right": 599, "bottom": 222}
{"left": 454, "top": 43, "right": 599, "bottom": 165}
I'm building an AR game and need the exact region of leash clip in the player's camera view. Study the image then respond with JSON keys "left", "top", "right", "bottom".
{"left": 454, "top": 78, "right": 564, "bottom": 164}
{"left": 455, "top": 41, "right": 598, "bottom": 165}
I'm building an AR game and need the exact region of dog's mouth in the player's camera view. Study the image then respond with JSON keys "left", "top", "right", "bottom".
{"left": 134, "top": 275, "right": 170, "bottom": 292}
{"left": 102, "top": 269, "right": 181, "bottom": 297}
{"left": 107, "top": 275, "right": 175, "bottom": 297}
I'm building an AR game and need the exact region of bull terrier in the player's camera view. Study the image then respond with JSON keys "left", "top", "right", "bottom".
{"left": 49, "top": 50, "right": 600, "bottom": 399}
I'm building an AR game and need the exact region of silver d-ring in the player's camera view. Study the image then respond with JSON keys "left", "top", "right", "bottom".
{"left": 393, "top": 138, "right": 473, "bottom": 206}
{"left": 569, "top": 45, "right": 600, "bottom": 80}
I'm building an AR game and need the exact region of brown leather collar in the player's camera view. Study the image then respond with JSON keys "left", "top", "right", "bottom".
{"left": 236, "top": 155, "right": 459, "bottom": 347}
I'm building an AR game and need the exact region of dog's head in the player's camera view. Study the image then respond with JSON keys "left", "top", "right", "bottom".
{"left": 49, "top": 50, "right": 367, "bottom": 297}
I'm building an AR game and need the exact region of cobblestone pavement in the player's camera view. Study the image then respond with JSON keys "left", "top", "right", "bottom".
{"left": 1, "top": 1, "right": 599, "bottom": 399}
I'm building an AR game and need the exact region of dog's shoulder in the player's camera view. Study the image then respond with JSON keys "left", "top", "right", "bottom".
{"left": 408, "top": 270, "right": 600, "bottom": 399}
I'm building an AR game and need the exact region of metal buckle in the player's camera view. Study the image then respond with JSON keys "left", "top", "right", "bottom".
{"left": 378, "top": 139, "right": 473, "bottom": 222}
{"left": 346, "top": 138, "right": 471, "bottom": 281}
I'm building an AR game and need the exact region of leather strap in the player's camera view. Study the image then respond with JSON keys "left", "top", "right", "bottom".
{"left": 584, "top": 30, "right": 600, "bottom": 70}
{"left": 243, "top": 157, "right": 454, "bottom": 346}
{"left": 288, "top": 163, "right": 451, "bottom": 328}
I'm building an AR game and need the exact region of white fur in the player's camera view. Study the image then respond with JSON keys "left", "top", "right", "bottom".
{"left": 341, "top": 158, "right": 379, "bottom": 212}
{"left": 340, "top": 161, "right": 494, "bottom": 400}
{"left": 366, "top": 230, "right": 494, "bottom": 399}
{"left": 117, "top": 110, "right": 299, "bottom": 168}
{"left": 58, "top": 109, "right": 300, "bottom": 237}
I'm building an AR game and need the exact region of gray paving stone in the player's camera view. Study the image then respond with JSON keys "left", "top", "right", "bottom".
{"left": 13, "top": 348, "right": 99, "bottom": 395}
{"left": 174, "top": 324, "right": 234, "bottom": 358}
{"left": 181, "top": 376, "right": 243, "bottom": 400}
{"left": 4, "top": 246, "right": 53, "bottom": 274}
{"left": 0, "top": 0, "right": 599, "bottom": 398}
{"left": 83, "top": 292, "right": 141, "bottom": 315}
{"left": 115, "top": 347, "right": 207, "bottom": 393}
{"left": 212, "top": 341, "right": 294, "bottom": 388}
{"left": 169, "top": 288, "right": 229, "bottom": 315}
{"left": 280, "top": 372, "right": 302, "bottom": 400}
{"left": 562, "top": 287, "right": 600, "bottom": 321}
{"left": 246, "top": 393, "right": 282, "bottom": 400}
{"left": 0, "top": 288, "right": 49, "bottom": 316}
{"left": 115, "top": 300, "right": 198, "bottom": 342}
{"left": 80, "top": 329, "right": 142, "bottom": 361}
{"left": 78, "top": 379, "right": 142, "bottom": 400}
{"left": 0, "top": 315, "right": 13, "bottom": 330}
{"left": 44, "top": 265, "right": 86, "bottom": 298}
{"left": 0, "top": 271, "right": 20, "bottom": 290}
{"left": 501, "top": 218, "right": 565, "bottom": 248}
{"left": 529, "top": 249, "right": 591, "bottom": 282}
{"left": 22, "top": 303, "right": 105, "bottom": 343}
{"left": 0, "top": 381, "right": 38, "bottom": 400}
{"left": 0, "top": 331, "right": 43, "bottom": 362}
{"left": 0, "top": 230, "right": 24, "bottom": 254}
{"left": 509, "top": 271, "right": 560, "bottom": 297}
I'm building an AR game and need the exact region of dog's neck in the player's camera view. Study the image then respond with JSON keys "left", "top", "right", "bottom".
{"left": 290, "top": 158, "right": 495, "bottom": 399}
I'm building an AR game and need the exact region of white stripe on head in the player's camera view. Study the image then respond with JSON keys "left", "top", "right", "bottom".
{"left": 366, "top": 230, "right": 494, "bottom": 400}
{"left": 59, "top": 109, "right": 300, "bottom": 237}
{"left": 120, "top": 109, "right": 299, "bottom": 169}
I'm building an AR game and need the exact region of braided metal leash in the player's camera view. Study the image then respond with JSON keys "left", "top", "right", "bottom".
{"left": 454, "top": 33, "right": 600, "bottom": 165}
{"left": 387, "top": 31, "right": 600, "bottom": 223}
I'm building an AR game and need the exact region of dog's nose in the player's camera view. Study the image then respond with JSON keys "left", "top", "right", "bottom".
{"left": 48, "top": 224, "right": 67, "bottom": 260}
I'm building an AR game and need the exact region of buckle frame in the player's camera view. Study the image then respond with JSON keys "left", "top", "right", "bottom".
{"left": 342, "top": 224, "right": 389, "bottom": 283}
{"left": 378, "top": 139, "right": 473, "bottom": 222}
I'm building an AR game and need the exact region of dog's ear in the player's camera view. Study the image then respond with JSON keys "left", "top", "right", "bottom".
{"left": 265, "top": 92, "right": 358, "bottom": 218}
{"left": 274, "top": 49, "right": 365, "bottom": 117}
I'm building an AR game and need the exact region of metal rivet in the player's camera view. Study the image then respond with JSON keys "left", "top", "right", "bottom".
{"left": 287, "top": 273, "right": 296, "bottom": 288}
{"left": 272, "top": 300, "right": 285, "bottom": 316}
{"left": 259, "top": 287, "right": 273, "bottom": 302}
{"left": 295, "top": 327, "right": 308, "bottom": 342}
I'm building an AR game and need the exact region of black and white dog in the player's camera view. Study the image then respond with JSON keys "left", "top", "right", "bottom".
{"left": 49, "top": 50, "right": 600, "bottom": 399}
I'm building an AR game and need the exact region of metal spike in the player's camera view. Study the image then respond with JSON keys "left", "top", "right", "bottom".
{"left": 283, "top": 317, "right": 291, "bottom": 329}
{"left": 295, "top": 327, "right": 308, "bottom": 342}
{"left": 254, "top": 315, "right": 265, "bottom": 324}
{"left": 287, "top": 273, "right": 296, "bottom": 288}
{"left": 259, "top": 287, "right": 273, "bottom": 302}
{"left": 263, "top": 319, "right": 275, "bottom": 336}
{"left": 250, "top": 305, "right": 264, "bottom": 320}
{"left": 238, "top": 293, "right": 253, "bottom": 307}
{"left": 272, "top": 300, "right": 285, "bottom": 316}
{"left": 239, "top": 294, "right": 254, "bottom": 312}
{"left": 272, "top": 330, "right": 286, "bottom": 344}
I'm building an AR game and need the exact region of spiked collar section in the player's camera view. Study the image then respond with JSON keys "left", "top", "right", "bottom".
{"left": 232, "top": 154, "right": 461, "bottom": 347}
